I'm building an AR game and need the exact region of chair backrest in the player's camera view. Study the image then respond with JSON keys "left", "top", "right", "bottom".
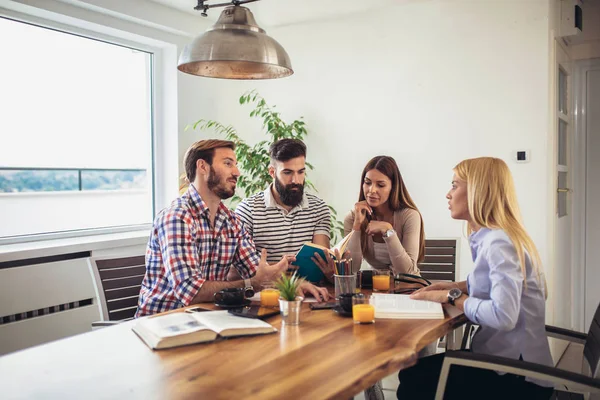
{"left": 584, "top": 301, "right": 600, "bottom": 379}
{"left": 90, "top": 256, "right": 146, "bottom": 321}
{"left": 418, "top": 239, "right": 457, "bottom": 282}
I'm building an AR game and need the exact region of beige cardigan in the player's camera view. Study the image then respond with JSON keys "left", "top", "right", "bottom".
{"left": 343, "top": 208, "right": 422, "bottom": 275}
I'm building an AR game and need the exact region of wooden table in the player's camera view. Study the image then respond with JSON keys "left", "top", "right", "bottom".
{"left": 0, "top": 300, "right": 466, "bottom": 400}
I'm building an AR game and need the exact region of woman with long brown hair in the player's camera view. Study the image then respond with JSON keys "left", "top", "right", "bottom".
{"left": 344, "top": 155, "right": 425, "bottom": 275}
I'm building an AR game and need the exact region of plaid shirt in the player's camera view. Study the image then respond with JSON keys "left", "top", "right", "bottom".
{"left": 136, "top": 185, "right": 260, "bottom": 317}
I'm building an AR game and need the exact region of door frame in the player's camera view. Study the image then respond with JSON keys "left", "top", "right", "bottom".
{"left": 573, "top": 57, "right": 600, "bottom": 331}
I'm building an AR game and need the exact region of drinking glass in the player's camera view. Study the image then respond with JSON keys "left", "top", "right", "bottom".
{"left": 260, "top": 282, "right": 280, "bottom": 308}
{"left": 352, "top": 294, "right": 375, "bottom": 324}
{"left": 372, "top": 269, "right": 391, "bottom": 292}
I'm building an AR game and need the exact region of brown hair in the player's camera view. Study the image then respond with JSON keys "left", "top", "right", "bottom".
{"left": 182, "top": 139, "right": 235, "bottom": 188}
{"left": 269, "top": 138, "right": 307, "bottom": 163}
{"left": 358, "top": 156, "right": 425, "bottom": 264}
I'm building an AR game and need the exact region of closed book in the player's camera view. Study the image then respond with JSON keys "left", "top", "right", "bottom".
{"left": 133, "top": 310, "right": 277, "bottom": 350}
{"left": 369, "top": 293, "right": 444, "bottom": 320}
{"left": 294, "top": 231, "right": 354, "bottom": 282}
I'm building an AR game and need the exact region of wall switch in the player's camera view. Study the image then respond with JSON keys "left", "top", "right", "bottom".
{"left": 514, "top": 150, "right": 530, "bottom": 163}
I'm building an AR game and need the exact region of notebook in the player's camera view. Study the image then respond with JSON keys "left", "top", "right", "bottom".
{"left": 132, "top": 310, "right": 277, "bottom": 350}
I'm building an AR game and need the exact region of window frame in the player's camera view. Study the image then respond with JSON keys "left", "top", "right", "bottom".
{"left": 0, "top": 9, "right": 165, "bottom": 245}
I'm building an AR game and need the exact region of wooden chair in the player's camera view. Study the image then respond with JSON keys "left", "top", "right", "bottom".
{"left": 418, "top": 239, "right": 464, "bottom": 351}
{"left": 434, "top": 302, "right": 600, "bottom": 400}
{"left": 89, "top": 255, "right": 146, "bottom": 326}
{"left": 418, "top": 239, "right": 457, "bottom": 282}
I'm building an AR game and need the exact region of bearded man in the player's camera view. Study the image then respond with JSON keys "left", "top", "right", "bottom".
{"left": 235, "top": 139, "right": 332, "bottom": 292}
{"left": 136, "top": 139, "right": 293, "bottom": 317}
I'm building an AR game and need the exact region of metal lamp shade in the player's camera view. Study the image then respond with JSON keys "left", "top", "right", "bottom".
{"left": 178, "top": 6, "right": 293, "bottom": 80}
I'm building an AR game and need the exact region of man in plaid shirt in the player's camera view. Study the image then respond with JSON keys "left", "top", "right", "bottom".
{"left": 136, "top": 139, "right": 294, "bottom": 317}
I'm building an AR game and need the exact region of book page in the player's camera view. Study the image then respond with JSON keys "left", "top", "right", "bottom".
{"left": 370, "top": 294, "right": 443, "bottom": 317}
{"left": 333, "top": 231, "right": 354, "bottom": 255}
{"left": 193, "top": 310, "right": 276, "bottom": 336}
{"left": 140, "top": 313, "right": 211, "bottom": 338}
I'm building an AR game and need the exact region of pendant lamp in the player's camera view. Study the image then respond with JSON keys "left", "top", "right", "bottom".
{"left": 177, "top": 1, "right": 293, "bottom": 80}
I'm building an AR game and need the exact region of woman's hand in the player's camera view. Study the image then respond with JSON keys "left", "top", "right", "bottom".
{"left": 409, "top": 289, "right": 450, "bottom": 303}
{"left": 411, "top": 281, "right": 459, "bottom": 295}
{"left": 365, "top": 221, "right": 393, "bottom": 236}
{"left": 353, "top": 201, "right": 372, "bottom": 230}
{"left": 298, "top": 282, "right": 331, "bottom": 302}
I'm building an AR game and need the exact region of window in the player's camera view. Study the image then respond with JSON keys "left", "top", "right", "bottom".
{"left": 0, "top": 17, "right": 154, "bottom": 240}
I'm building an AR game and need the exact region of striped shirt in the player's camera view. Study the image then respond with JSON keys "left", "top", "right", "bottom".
{"left": 235, "top": 185, "right": 331, "bottom": 264}
{"left": 135, "top": 185, "right": 259, "bottom": 317}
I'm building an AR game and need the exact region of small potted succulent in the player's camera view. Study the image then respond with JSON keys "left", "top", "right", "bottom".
{"left": 275, "top": 272, "right": 305, "bottom": 325}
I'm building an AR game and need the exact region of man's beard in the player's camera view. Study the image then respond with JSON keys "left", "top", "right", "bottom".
{"left": 274, "top": 176, "right": 304, "bottom": 207}
{"left": 207, "top": 166, "right": 235, "bottom": 200}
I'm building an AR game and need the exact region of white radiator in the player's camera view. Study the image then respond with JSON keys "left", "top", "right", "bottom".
{"left": 0, "top": 257, "right": 102, "bottom": 355}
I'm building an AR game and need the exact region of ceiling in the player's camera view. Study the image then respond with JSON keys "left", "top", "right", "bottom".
{"left": 148, "top": 0, "right": 406, "bottom": 28}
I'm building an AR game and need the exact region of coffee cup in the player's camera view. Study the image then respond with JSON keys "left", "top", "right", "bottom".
{"left": 214, "top": 287, "right": 245, "bottom": 305}
{"left": 339, "top": 293, "right": 354, "bottom": 313}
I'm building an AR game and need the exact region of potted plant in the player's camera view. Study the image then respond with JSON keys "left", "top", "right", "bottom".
{"left": 274, "top": 272, "right": 305, "bottom": 325}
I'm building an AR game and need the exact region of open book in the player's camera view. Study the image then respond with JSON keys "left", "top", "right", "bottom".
{"left": 294, "top": 231, "right": 354, "bottom": 282}
{"left": 132, "top": 310, "right": 277, "bottom": 350}
{"left": 370, "top": 293, "right": 444, "bottom": 319}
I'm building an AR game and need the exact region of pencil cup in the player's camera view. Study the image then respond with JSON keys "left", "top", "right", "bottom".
{"left": 334, "top": 274, "right": 357, "bottom": 299}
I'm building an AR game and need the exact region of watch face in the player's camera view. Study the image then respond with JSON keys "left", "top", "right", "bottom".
{"left": 244, "top": 288, "right": 255, "bottom": 298}
{"left": 449, "top": 288, "right": 461, "bottom": 298}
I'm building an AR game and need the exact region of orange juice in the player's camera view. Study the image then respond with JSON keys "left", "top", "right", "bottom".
{"left": 353, "top": 304, "right": 375, "bottom": 323}
{"left": 372, "top": 275, "right": 390, "bottom": 291}
{"left": 260, "top": 289, "right": 280, "bottom": 308}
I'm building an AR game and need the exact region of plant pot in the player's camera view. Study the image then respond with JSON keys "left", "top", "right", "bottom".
{"left": 279, "top": 296, "right": 304, "bottom": 325}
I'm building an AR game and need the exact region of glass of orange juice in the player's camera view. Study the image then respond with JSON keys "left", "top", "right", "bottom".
{"left": 352, "top": 294, "right": 375, "bottom": 324}
{"left": 372, "top": 269, "right": 391, "bottom": 292}
{"left": 260, "top": 282, "right": 280, "bottom": 308}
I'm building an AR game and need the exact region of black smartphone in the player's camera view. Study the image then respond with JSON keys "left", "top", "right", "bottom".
{"left": 184, "top": 306, "right": 208, "bottom": 313}
{"left": 228, "top": 306, "right": 280, "bottom": 320}
{"left": 309, "top": 301, "right": 338, "bottom": 310}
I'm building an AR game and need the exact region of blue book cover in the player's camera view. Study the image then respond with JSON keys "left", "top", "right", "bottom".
{"left": 293, "top": 244, "right": 329, "bottom": 283}
{"left": 292, "top": 232, "right": 354, "bottom": 283}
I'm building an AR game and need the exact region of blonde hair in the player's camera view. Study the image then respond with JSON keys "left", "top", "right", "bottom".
{"left": 454, "top": 157, "right": 546, "bottom": 295}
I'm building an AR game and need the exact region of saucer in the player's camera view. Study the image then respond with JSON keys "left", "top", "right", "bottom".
{"left": 214, "top": 299, "right": 252, "bottom": 309}
{"left": 333, "top": 306, "right": 353, "bottom": 318}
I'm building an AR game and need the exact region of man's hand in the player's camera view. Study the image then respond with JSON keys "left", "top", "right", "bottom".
{"left": 298, "top": 282, "right": 331, "bottom": 302}
{"left": 312, "top": 250, "right": 336, "bottom": 280}
{"left": 253, "top": 249, "right": 294, "bottom": 286}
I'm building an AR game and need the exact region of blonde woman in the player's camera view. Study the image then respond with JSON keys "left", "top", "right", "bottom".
{"left": 396, "top": 157, "right": 553, "bottom": 400}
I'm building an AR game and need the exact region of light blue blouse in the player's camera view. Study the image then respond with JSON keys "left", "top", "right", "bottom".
{"left": 463, "top": 228, "right": 553, "bottom": 385}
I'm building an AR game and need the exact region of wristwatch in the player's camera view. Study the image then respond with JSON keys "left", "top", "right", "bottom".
{"left": 243, "top": 278, "right": 255, "bottom": 298}
{"left": 447, "top": 287, "right": 463, "bottom": 305}
{"left": 383, "top": 228, "right": 396, "bottom": 238}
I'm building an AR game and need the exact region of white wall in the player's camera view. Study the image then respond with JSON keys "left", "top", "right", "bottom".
{"left": 180, "top": 1, "right": 553, "bottom": 287}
